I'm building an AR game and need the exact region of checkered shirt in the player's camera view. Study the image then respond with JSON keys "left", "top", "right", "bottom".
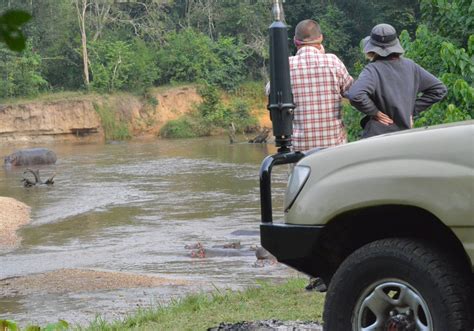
{"left": 289, "top": 46, "right": 353, "bottom": 151}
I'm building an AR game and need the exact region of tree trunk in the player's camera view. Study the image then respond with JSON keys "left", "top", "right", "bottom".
{"left": 75, "top": 0, "right": 90, "bottom": 87}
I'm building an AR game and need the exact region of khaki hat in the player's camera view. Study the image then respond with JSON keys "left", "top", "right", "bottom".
{"left": 363, "top": 23, "right": 404, "bottom": 57}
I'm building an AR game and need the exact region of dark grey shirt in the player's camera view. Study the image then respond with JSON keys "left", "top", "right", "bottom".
{"left": 345, "top": 57, "right": 447, "bottom": 138}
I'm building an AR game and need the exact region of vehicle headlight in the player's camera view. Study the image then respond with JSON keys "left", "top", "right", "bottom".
{"left": 284, "top": 165, "right": 311, "bottom": 211}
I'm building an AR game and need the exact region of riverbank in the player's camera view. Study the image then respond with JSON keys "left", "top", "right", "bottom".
{"left": 0, "top": 83, "right": 270, "bottom": 144}
{"left": 80, "top": 278, "right": 324, "bottom": 330}
{"left": 0, "top": 85, "right": 202, "bottom": 144}
{"left": 1, "top": 279, "right": 324, "bottom": 330}
{"left": 0, "top": 197, "right": 30, "bottom": 251}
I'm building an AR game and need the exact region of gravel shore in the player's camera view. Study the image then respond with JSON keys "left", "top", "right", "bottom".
{"left": 0, "top": 268, "right": 188, "bottom": 296}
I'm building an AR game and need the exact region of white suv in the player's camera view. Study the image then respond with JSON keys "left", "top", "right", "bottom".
{"left": 260, "top": 121, "right": 474, "bottom": 330}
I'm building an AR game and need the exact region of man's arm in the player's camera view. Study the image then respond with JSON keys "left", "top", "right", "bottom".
{"left": 415, "top": 66, "right": 447, "bottom": 114}
{"left": 345, "top": 67, "right": 393, "bottom": 126}
{"left": 345, "top": 67, "right": 380, "bottom": 116}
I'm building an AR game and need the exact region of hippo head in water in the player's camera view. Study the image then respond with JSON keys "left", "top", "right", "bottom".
{"left": 4, "top": 154, "right": 17, "bottom": 166}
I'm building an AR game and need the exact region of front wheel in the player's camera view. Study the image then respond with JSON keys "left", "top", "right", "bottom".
{"left": 323, "top": 238, "right": 473, "bottom": 331}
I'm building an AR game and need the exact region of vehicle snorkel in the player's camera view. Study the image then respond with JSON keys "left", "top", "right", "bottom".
{"left": 260, "top": 0, "right": 304, "bottom": 224}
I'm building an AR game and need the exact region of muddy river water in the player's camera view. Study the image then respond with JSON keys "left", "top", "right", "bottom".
{"left": 0, "top": 137, "right": 298, "bottom": 326}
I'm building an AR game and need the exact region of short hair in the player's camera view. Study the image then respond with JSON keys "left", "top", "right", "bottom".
{"left": 295, "top": 20, "right": 322, "bottom": 41}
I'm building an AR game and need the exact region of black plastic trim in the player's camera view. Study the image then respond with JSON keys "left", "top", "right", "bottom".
{"left": 259, "top": 151, "right": 304, "bottom": 223}
{"left": 260, "top": 223, "right": 327, "bottom": 277}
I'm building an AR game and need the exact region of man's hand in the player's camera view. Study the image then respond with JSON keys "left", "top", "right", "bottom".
{"left": 374, "top": 111, "right": 393, "bottom": 126}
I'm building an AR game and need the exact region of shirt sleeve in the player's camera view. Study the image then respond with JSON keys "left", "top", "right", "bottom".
{"left": 337, "top": 60, "right": 353, "bottom": 94}
{"left": 344, "top": 66, "right": 380, "bottom": 116}
{"left": 414, "top": 65, "right": 448, "bottom": 114}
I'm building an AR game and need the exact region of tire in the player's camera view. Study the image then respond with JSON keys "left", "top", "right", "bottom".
{"left": 323, "top": 238, "right": 473, "bottom": 331}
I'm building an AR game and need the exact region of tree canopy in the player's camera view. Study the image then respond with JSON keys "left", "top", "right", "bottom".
{"left": 0, "top": 0, "right": 471, "bottom": 130}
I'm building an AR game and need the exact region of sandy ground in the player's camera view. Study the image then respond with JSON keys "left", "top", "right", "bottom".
{"left": 0, "top": 197, "right": 30, "bottom": 250}
{"left": 0, "top": 269, "right": 188, "bottom": 296}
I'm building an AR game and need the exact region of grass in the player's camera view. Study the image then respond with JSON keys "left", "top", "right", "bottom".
{"left": 79, "top": 278, "right": 325, "bottom": 331}
{"left": 93, "top": 102, "right": 131, "bottom": 141}
{"left": 0, "top": 84, "right": 197, "bottom": 106}
{"left": 0, "top": 90, "right": 99, "bottom": 105}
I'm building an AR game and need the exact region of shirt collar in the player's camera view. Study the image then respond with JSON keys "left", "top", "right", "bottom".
{"left": 296, "top": 46, "right": 324, "bottom": 55}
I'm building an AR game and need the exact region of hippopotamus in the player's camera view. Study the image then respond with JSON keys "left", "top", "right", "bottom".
{"left": 4, "top": 148, "right": 57, "bottom": 167}
{"left": 185, "top": 242, "right": 275, "bottom": 261}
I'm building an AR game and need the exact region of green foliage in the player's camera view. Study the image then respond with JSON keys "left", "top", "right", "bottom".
{"left": 0, "top": 10, "right": 31, "bottom": 51}
{"left": 89, "top": 40, "right": 132, "bottom": 92}
{"left": 157, "top": 29, "right": 246, "bottom": 91}
{"left": 209, "top": 36, "right": 248, "bottom": 91}
{"left": 229, "top": 98, "right": 258, "bottom": 131}
{"left": 317, "top": 5, "right": 352, "bottom": 61}
{"left": 89, "top": 39, "right": 159, "bottom": 93}
{"left": 399, "top": 26, "right": 447, "bottom": 76}
{"left": 159, "top": 118, "right": 198, "bottom": 139}
{"left": 160, "top": 82, "right": 260, "bottom": 139}
{"left": 0, "top": 41, "right": 48, "bottom": 98}
{"left": 0, "top": 320, "right": 18, "bottom": 331}
{"left": 157, "top": 29, "right": 218, "bottom": 85}
{"left": 0, "top": 319, "right": 68, "bottom": 331}
{"left": 420, "top": 0, "right": 473, "bottom": 46}
{"left": 342, "top": 103, "right": 364, "bottom": 142}
{"left": 197, "top": 83, "right": 230, "bottom": 126}
{"left": 93, "top": 103, "right": 131, "bottom": 141}
{"left": 402, "top": 25, "right": 473, "bottom": 127}
{"left": 124, "top": 40, "right": 159, "bottom": 91}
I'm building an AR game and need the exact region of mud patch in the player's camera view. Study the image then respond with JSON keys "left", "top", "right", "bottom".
{"left": 208, "top": 320, "right": 323, "bottom": 330}
{"left": 0, "top": 197, "right": 30, "bottom": 250}
{"left": 0, "top": 269, "right": 188, "bottom": 296}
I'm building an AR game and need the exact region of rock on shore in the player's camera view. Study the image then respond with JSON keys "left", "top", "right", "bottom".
{"left": 0, "top": 197, "right": 30, "bottom": 250}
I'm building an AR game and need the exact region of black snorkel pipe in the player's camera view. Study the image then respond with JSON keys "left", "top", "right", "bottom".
{"left": 267, "top": 0, "right": 293, "bottom": 154}
{"left": 260, "top": 0, "right": 304, "bottom": 224}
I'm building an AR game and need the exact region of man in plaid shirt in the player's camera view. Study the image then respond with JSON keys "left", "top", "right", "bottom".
{"left": 290, "top": 19, "right": 353, "bottom": 151}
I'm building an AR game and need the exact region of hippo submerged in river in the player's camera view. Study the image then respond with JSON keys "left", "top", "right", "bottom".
{"left": 4, "top": 148, "right": 57, "bottom": 167}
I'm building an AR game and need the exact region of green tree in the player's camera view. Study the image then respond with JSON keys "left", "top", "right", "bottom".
{"left": 89, "top": 38, "right": 158, "bottom": 92}
{"left": 399, "top": 0, "right": 473, "bottom": 127}
{"left": 157, "top": 28, "right": 246, "bottom": 90}
{"left": 420, "top": 0, "right": 473, "bottom": 47}
{"left": 0, "top": 41, "right": 48, "bottom": 98}
{"left": 0, "top": 9, "right": 31, "bottom": 51}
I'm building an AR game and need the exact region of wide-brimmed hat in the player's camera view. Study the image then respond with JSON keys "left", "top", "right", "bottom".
{"left": 363, "top": 23, "right": 404, "bottom": 57}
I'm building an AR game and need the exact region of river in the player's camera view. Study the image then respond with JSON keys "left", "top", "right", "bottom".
{"left": 0, "top": 137, "right": 297, "bottom": 326}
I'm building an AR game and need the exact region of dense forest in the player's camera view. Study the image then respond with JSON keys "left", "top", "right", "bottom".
{"left": 0, "top": 0, "right": 472, "bottom": 134}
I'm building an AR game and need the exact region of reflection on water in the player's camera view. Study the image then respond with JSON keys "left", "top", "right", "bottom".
{"left": 0, "top": 137, "right": 295, "bottom": 326}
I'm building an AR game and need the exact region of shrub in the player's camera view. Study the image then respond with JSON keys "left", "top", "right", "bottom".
{"left": 197, "top": 83, "right": 231, "bottom": 126}
{"left": 342, "top": 103, "right": 364, "bottom": 142}
{"left": 229, "top": 98, "right": 258, "bottom": 131}
{"left": 159, "top": 118, "right": 201, "bottom": 138}
{"left": 93, "top": 103, "right": 131, "bottom": 141}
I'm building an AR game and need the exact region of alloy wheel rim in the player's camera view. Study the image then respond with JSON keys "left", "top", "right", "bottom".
{"left": 352, "top": 279, "right": 433, "bottom": 331}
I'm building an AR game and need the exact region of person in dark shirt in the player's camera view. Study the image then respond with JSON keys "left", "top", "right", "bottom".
{"left": 345, "top": 23, "right": 447, "bottom": 138}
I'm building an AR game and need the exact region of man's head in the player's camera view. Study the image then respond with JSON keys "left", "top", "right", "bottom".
{"left": 294, "top": 19, "right": 323, "bottom": 50}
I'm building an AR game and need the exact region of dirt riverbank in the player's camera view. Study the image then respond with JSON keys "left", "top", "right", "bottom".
{"left": 0, "top": 85, "right": 270, "bottom": 144}
{"left": 0, "top": 197, "right": 30, "bottom": 251}
{"left": 0, "top": 86, "right": 202, "bottom": 143}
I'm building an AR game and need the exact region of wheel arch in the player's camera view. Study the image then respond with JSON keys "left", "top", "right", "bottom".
{"left": 315, "top": 204, "right": 472, "bottom": 283}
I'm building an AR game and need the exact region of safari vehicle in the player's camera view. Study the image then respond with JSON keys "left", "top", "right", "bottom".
{"left": 260, "top": 1, "right": 474, "bottom": 330}
{"left": 261, "top": 121, "right": 474, "bottom": 330}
